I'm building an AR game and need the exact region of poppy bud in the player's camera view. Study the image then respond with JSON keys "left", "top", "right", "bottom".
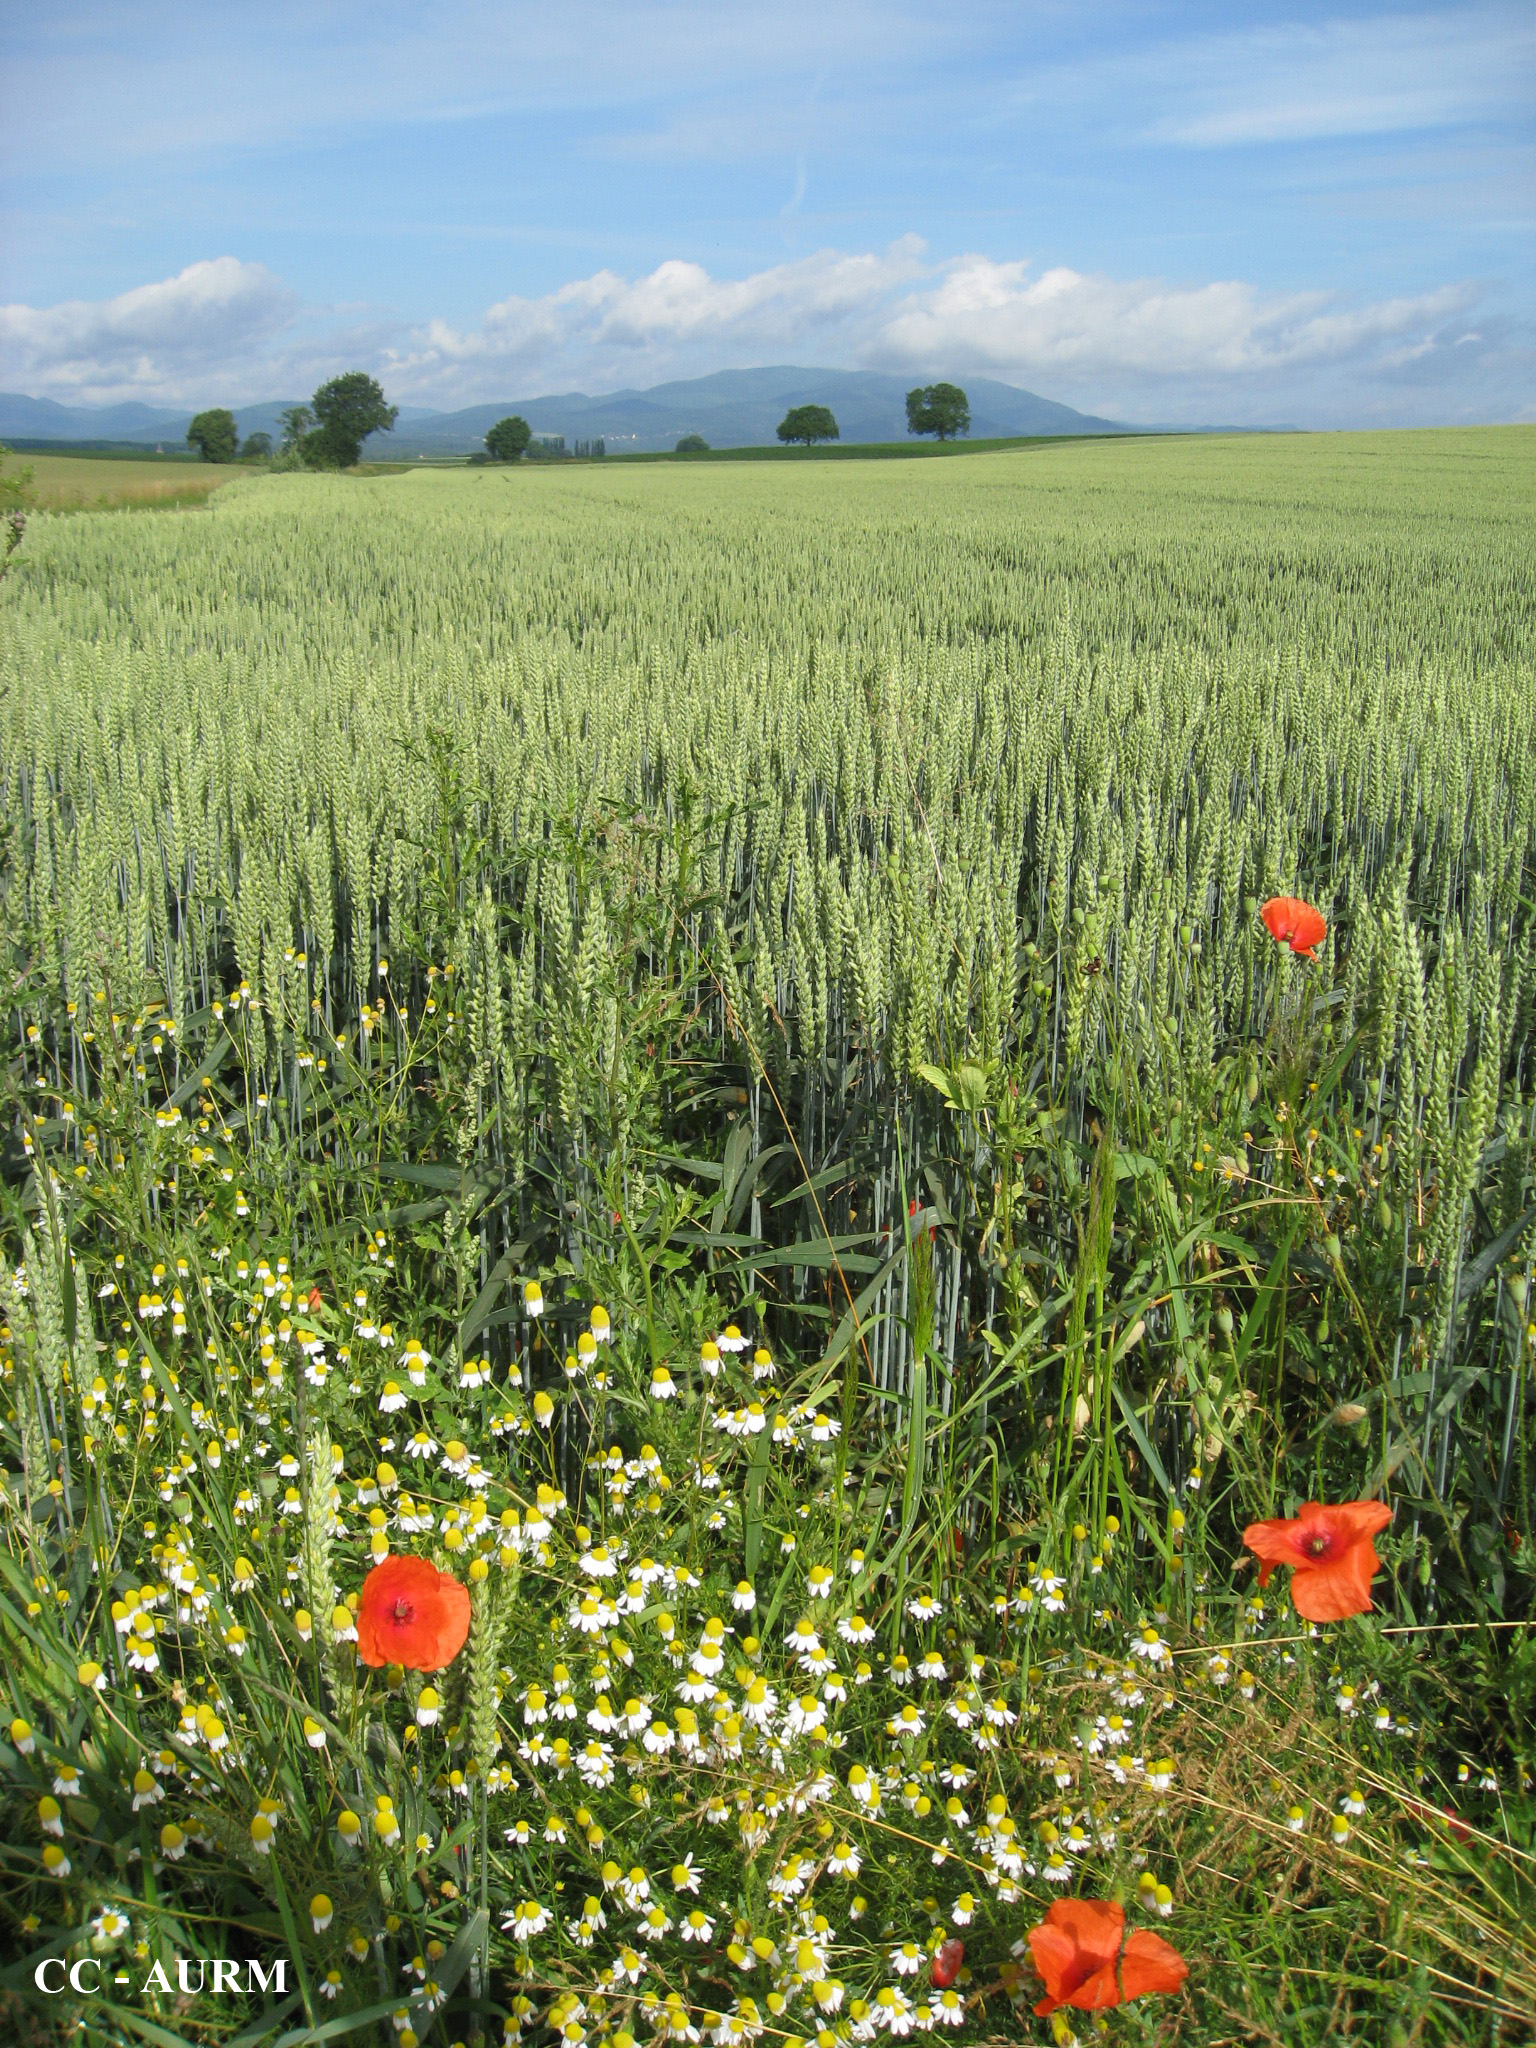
{"left": 931, "top": 1937, "right": 964, "bottom": 1988}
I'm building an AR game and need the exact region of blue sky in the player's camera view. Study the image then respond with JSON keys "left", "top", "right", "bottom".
{"left": 1, "top": 1, "right": 1531, "bottom": 424}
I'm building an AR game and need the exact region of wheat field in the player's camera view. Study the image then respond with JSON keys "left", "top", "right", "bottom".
{"left": 2, "top": 429, "right": 1533, "bottom": 2043}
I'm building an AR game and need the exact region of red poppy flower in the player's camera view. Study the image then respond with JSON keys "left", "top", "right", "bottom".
{"left": 1027, "top": 1899, "right": 1187, "bottom": 2015}
{"left": 307, "top": 1287, "right": 323, "bottom": 1312}
{"left": 1261, "top": 896, "right": 1327, "bottom": 960}
{"left": 1401, "top": 1797, "right": 1471, "bottom": 1844}
{"left": 931, "top": 1937, "right": 965, "bottom": 1989}
{"left": 1241, "top": 1499, "right": 1393, "bottom": 1622}
{"left": 356, "top": 1555, "right": 471, "bottom": 1671}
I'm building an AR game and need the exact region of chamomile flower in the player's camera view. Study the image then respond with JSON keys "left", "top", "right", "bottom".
{"left": 1130, "top": 1625, "right": 1171, "bottom": 1666}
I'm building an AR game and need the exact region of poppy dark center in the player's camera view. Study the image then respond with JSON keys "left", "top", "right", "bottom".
{"left": 1306, "top": 1534, "right": 1333, "bottom": 1557}
{"left": 391, "top": 1598, "right": 415, "bottom": 1624}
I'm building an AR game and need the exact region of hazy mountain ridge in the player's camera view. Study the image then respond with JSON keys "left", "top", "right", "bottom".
{"left": 0, "top": 369, "right": 1122, "bottom": 454}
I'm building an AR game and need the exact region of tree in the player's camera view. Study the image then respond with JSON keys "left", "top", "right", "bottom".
{"left": 905, "top": 383, "right": 970, "bottom": 441}
{"left": 485, "top": 416, "right": 532, "bottom": 462}
{"left": 279, "top": 406, "right": 313, "bottom": 452}
{"left": 305, "top": 373, "right": 397, "bottom": 469}
{"left": 675, "top": 434, "right": 709, "bottom": 454}
{"left": 186, "top": 408, "right": 239, "bottom": 463}
{"left": 241, "top": 432, "right": 273, "bottom": 460}
{"left": 776, "top": 405, "right": 839, "bottom": 446}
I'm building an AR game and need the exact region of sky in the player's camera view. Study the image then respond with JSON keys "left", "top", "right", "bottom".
{"left": 1, "top": 1, "right": 1532, "bottom": 427}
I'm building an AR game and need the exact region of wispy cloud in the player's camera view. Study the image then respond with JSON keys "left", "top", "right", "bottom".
{"left": 1135, "top": 8, "right": 1534, "bottom": 148}
{"left": 0, "top": 0, "right": 930, "bottom": 169}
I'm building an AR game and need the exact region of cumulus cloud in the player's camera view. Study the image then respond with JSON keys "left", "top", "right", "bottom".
{"left": 383, "top": 240, "right": 928, "bottom": 392}
{"left": 379, "top": 249, "right": 1493, "bottom": 420}
{"left": 0, "top": 246, "right": 1518, "bottom": 425}
{"left": 0, "top": 258, "right": 298, "bottom": 403}
{"left": 872, "top": 258, "right": 1474, "bottom": 385}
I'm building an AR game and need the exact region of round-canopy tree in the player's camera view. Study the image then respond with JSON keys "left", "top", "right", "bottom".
{"left": 905, "top": 383, "right": 970, "bottom": 441}
{"left": 776, "top": 405, "right": 839, "bottom": 446}
{"left": 186, "top": 409, "right": 238, "bottom": 464}
{"left": 486, "top": 416, "right": 532, "bottom": 462}
{"left": 306, "top": 374, "right": 398, "bottom": 469}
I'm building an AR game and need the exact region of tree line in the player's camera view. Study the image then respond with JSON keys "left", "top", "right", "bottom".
{"left": 185, "top": 376, "right": 974, "bottom": 469}
{"left": 187, "top": 374, "right": 396, "bottom": 469}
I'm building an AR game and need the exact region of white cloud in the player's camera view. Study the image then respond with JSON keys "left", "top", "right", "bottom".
{"left": 384, "top": 240, "right": 927, "bottom": 392}
{"left": 873, "top": 257, "right": 1474, "bottom": 385}
{"left": 0, "top": 258, "right": 296, "bottom": 403}
{"left": 0, "top": 246, "right": 1520, "bottom": 426}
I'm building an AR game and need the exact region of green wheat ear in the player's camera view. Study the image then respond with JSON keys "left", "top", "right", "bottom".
{"left": 300, "top": 1419, "right": 341, "bottom": 1703}
{"left": 9, "top": 1289, "right": 52, "bottom": 1523}
{"left": 466, "top": 1558, "right": 510, "bottom": 1780}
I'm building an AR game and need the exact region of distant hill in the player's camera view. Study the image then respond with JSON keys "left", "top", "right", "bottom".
{"left": 379, "top": 369, "right": 1120, "bottom": 454}
{"left": 1, "top": 370, "right": 1121, "bottom": 457}
{"left": 0, "top": 392, "right": 191, "bottom": 443}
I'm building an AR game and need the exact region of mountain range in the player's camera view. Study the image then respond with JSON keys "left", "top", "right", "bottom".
{"left": 0, "top": 368, "right": 1122, "bottom": 455}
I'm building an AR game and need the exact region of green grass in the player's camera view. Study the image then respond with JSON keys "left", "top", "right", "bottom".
{"left": 2, "top": 441, "right": 212, "bottom": 461}
{"left": 606, "top": 431, "right": 1141, "bottom": 463}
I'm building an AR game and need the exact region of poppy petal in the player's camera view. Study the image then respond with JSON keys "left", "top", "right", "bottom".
{"left": 1043, "top": 1898, "right": 1125, "bottom": 1970}
{"left": 430, "top": 1576, "right": 472, "bottom": 1664}
{"left": 1324, "top": 1500, "right": 1394, "bottom": 1543}
{"left": 1118, "top": 1927, "right": 1190, "bottom": 2001}
{"left": 1062, "top": 1959, "right": 1124, "bottom": 2011}
{"left": 1291, "top": 1538, "right": 1381, "bottom": 1621}
{"left": 1242, "top": 1516, "right": 1307, "bottom": 1566}
{"left": 1028, "top": 1924, "right": 1078, "bottom": 2013}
